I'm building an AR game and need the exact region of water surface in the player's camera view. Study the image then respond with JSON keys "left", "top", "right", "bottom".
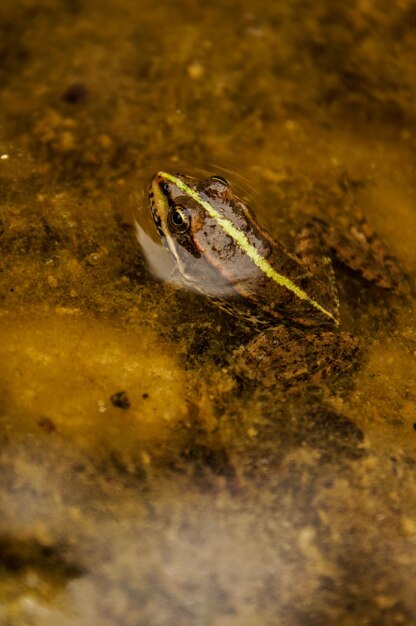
{"left": 1, "top": 1, "right": 416, "bottom": 625}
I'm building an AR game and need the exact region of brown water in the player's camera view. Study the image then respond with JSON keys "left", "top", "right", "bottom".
{"left": 1, "top": 1, "right": 416, "bottom": 625}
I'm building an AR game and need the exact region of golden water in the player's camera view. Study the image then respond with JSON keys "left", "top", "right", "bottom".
{"left": 1, "top": 1, "right": 416, "bottom": 624}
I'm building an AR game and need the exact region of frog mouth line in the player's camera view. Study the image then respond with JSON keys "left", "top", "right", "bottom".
{"left": 148, "top": 185, "right": 188, "bottom": 275}
{"left": 148, "top": 186, "right": 208, "bottom": 292}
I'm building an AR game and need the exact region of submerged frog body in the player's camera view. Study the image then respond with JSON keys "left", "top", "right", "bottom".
{"left": 146, "top": 171, "right": 409, "bottom": 386}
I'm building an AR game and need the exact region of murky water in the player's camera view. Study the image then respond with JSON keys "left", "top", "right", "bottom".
{"left": 1, "top": 1, "right": 416, "bottom": 625}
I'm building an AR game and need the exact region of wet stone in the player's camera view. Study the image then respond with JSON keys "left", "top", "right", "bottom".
{"left": 62, "top": 82, "right": 87, "bottom": 104}
{"left": 110, "top": 390, "right": 131, "bottom": 410}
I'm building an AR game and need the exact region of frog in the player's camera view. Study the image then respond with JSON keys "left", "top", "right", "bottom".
{"left": 145, "top": 171, "right": 410, "bottom": 387}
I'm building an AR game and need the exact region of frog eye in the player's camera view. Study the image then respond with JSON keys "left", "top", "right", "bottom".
{"left": 168, "top": 205, "right": 190, "bottom": 234}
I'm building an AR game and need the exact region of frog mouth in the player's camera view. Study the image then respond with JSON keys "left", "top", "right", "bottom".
{"left": 148, "top": 183, "right": 168, "bottom": 246}
{"left": 147, "top": 184, "right": 198, "bottom": 287}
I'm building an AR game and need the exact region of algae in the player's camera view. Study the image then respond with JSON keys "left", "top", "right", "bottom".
{"left": 1, "top": 1, "right": 416, "bottom": 625}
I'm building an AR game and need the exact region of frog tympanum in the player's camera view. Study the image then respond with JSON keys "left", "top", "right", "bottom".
{"left": 145, "top": 171, "right": 409, "bottom": 387}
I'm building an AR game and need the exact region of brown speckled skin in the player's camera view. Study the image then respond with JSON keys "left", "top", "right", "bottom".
{"left": 233, "top": 326, "right": 361, "bottom": 387}
{"left": 150, "top": 173, "right": 409, "bottom": 386}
